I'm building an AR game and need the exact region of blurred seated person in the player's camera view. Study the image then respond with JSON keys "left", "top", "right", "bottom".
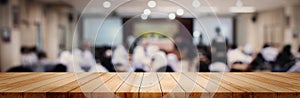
{"left": 173, "top": 33, "right": 198, "bottom": 72}
{"left": 209, "top": 62, "right": 230, "bottom": 72}
{"left": 36, "top": 51, "right": 50, "bottom": 66}
{"left": 20, "top": 46, "right": 38, "bottom": 66}
{"left": 51, "top": 64, "right": 67, "bottom": 72}
{"left": 149, "top": 50, "right": 169, "bottom": 72}
{"left": 274, "top": 45, "right": 295, "bottom": 71}
{"left": 249, "top": 53, "right": 271, "bottom": 71}
{"left": 297, "top": 47, "right": 300, "bottom": 60}
{"left": 99, "top": 47, "right": 115, "bottom": 72}
{"left": 132, "top": 40, "right": 152, "bottom": 72}
{"left": 112, "top": 45, "right": 129, "bottom": 67}
{"left": 7, "top": 66, "right": 33, "bottom": 72}
{"left": 261, "top": 43, "right": 278, "bottom": 63}
{"left": 243, "top": 43, "right": 253, "bottom": 56}
{"left": 197, "top": 49, "right": 211, "bottom": 72}
{"left": 227, "top": 44, "right": 253, "bottom": 69}
{"left": 58, "top": 50, "right": 82, "bottom": 72}
{"left": 166, "top": 53, "right": 179, "bottom": 72}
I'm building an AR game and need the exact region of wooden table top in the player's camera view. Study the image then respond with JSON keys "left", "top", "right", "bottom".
{"left": 0, "top": 72, "right": 299, "bottom": 98}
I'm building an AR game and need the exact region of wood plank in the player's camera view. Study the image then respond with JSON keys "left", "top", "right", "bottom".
{"left": 47, "top": 73, "right": 101, "bottom": 98}
{"left": 116, "top": 73, "right": 143, "bottom": 98}
{"left": 229, "top": 73, "right": 294, "bottom": 92}
{"left": 0, "top": 73, "right": 65, "bottom": 91}
{"left": 69, "top": 73, "right": 116, "bottom": 98}
{"left": 171, "top": 73, "right": 208, "bottom": 98}
{"left": 0, "top": 73, "right": 31, "bottom": 80}
{"left": 219, "top": 73, "right": 276, "bottom": 98}
{"left": 245, "top": 73, "right": 300, "bottom": 98}
{"left": 157, "top": 73, "right": 185, "bottom": 98}
{"left": 23, "top": 73, "right": 92, "bottom": 98}
{"left": 0, "top": 73, "right": 52, "bottom": 87}
{"left": 0, "top": 73, "right": 65, "bottom": 98}
{"left": 198, "top": 73, "right": 251, "bottom": 98}
{"left": 92, "top": 73, "right": 131, "bottom": 98}
{"left": 139, "top": 73, "right": 162, "bottom": 98}
{"left": 265, "top": 72, "right": 300, "bottom": 82}
{"left": 188, "top": 73, "right": 232, "bottom": 98}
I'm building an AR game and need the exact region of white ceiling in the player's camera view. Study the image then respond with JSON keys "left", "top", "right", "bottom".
{"left": 39, "top": 0, "right": 300, "bottom": 17}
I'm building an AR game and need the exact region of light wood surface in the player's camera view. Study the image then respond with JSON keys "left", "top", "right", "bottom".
{"left": 0, "top": 72, "right": 299, "bottom": 98}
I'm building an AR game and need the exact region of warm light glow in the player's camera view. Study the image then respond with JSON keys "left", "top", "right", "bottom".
{"left": 193, "top": 31, "right": 201, "bottom": 37}
{"left": 143, "top": 9, "right": 151, "bottom": 15}
{"left": 103, "top": 1, "right": 111, "bottom": 8}
{"left": 168, "top": 13, "right": 176, "bottom": 20}
{"left": 192, "top": 0, "right": 200, "bottom": 8}
{"left": 229, "top": 0, "right": 256, "bottom": 13}
{"left": 141, "top": 14, "right": 148, "bottom": 20}
{"left": 229, "top": 6, "right": 255, "bottom": 13}
{"left": 148, "top": 0, "right": 157, "bottom": 8}
{"left": 176, "top": 9, "right": 184, "bottom": 16}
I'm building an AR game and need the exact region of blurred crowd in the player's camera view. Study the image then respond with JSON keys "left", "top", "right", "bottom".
{"left": 8, "top": 31, "right": 300, "bottom": 72}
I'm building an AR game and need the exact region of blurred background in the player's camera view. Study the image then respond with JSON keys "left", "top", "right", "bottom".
{"left": 0, "top": 0, "right": 300, "bottom": 72}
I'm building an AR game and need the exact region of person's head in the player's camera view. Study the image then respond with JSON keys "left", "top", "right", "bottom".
{"left": 21, "top": 46, "right": 30, "bottom": 54}
{"left": 37, "top": 51, "right": 47, "bottom": 60}
{"left": 30, "top": 46, "right": 37, "bottom": 53}
{"left": 52, "top": 64, "right": 67, "bottom": 72}
{"left": 282, "top": 45, "right": 292, "bottom": 53}
{"left": 215, "top": 27, "right": 221, "bottom": 35}
{"left": 263, "top": 43, "right": 270, "bottom": 48}
{"left": 231, "top": 44, "right": 238, "bottom": 50}
{"left": 82, "top": 40, "right": 92, "bottom": 50}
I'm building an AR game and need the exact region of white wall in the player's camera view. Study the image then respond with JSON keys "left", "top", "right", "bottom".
{"left": 236, "top": 6, "right": 300, "bottom": 52}
{"left": 194, "top": 17, "right": 233, "bottom": 45}
{"left": 83, "top": 17, "right": 123, "bottom": 46}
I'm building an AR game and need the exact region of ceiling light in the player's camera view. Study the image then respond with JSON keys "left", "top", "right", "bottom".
{"left": 168, "top": 13, "right": 176, "bottom": 20}
{"left": 193, "top": 31, "right": 201, "bottom": 37}
{"left": 192, "top": 0, "right": 200, "bottom": 8}
{"left": 229, "top": 0, "right": 256, "bottom": 13}
{"left": 143, "top": 9, "right": 151, "bottom": 15}
{"left": 141, "top": 14, "right": 148, "bottom": 20}
{"left": 229, "top": 7, "right": 255, "bottom": 13}
{"left": 176, "top": 9, "right": 184, "bottom": 16}
{"left": 148, "top": 1, "right": 157, "bottom": 8}
{"left": 103, "top": 1, "right": 111, "bottom": 8}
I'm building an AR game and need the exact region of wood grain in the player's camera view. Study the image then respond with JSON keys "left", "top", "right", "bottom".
{"left": 0, "top": 72, "right": 298, "bottom": 98}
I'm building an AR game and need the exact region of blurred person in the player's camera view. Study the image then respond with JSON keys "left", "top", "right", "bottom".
{"left": 166, "top": 53, "right": 179, "bottom": 72}
{"left": 36, "top": 51, "right": 50, "bottom": 66}
{"left": 288, "top": 62, "right": 300, "bottom": 72}
{"left": 51, "top": 64, "right": 67, "bottom": 72}
{"left": 7, "top": 66, "right": 33, "bottom": 72}
{"left": 243, "top": 43, "right": 253, "bottom": 56}
{"left": 80, "top": 41, "right": 97, "bottom": 67}
{"left": 149, "top": 50, "right": 168, "bottom": 72}
{"left": 173, "top": 33, "right": 197, "bottom": 72}
{"left": 209, "top": 62, "right": 230, "bottom": 72}
{"left": 20, "top": 46, "right": 38, "bottom": 66}
{"left": 112, "top": 45, "right": 129, "bottom": 66}
{"left": 132, "top": 39, "right": 151, "bottom": 72}
{"left": 249, "top": 53, "right": 271, "bottom": 71}
{"left": 297, "top": 47, "right": 300, "bottom": 60}
{"left": 261, "top": 43, "right": 279, "bottom": 62}
{"left": 211, "top": 27, "right": 228, "bottom": 64}
{"left": 197, "top": 50, "right": 211, "bottom": 72}
{"left": 57, "top": 50, "right": 81, "bottom": 72}
{"left": 274, "top": 45, "right": 295, "bottom": 71}
{"left": 227, "top": 44, "right": 253, "bottom": 67}
{"left": 99, "top": 47, "right": 115, "bottom": 72}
